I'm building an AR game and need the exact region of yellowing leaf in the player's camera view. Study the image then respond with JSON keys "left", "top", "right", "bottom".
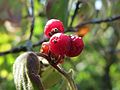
{"left": 76, "top": 25, "right": 90, "bottom": 37}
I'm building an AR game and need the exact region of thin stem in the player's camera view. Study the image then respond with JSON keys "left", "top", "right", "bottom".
{"left": 28, "top": 0, "right": 35, "bottom": 40}
{"left": 0, "top": 37, "right": 47, "bottom": 56}
{"left": 75, "top": 15, "right": 120, "bottom": 28}
{"left": 69, "top": 0, "right": 82, "bottom": 27}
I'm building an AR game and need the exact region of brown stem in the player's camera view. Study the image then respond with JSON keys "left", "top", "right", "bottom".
{"left": 28, "top": 0, "right": 35, "bottom": 40}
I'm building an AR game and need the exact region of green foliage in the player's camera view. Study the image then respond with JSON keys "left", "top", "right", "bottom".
{"left": 46, "top": 0, "right": 69, "bottom": 28}
{"left": 41, "top": 66, "right": 67, "bottom": 89}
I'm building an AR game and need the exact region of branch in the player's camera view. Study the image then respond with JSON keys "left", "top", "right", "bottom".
{"left": 69, "top": 0, "right": 82, "bottom": 27}
{"left": 0, "top": 37, "right": 47, "bottom": 56}
{"left": 0, "top": 46, "right": 27, "bottom": 56}
{"left": 28, "top": 0, "right": 35, "bottom": 40}
{"left": 33, "top": 37, "right": 47, "bottom": 47}
{"left": 75, "top": 15, "right": 120, "bottom": 28}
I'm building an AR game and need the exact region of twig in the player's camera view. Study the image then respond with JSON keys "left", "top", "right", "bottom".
{"left": 75, "top": 15, "right": 120, "bottom": 28}
{"left": 33, "top": 37, "right": 48, "bottom": 47}
{"left": 0, "top": 46, "right": 27, "bottom": 56}
{"left": 69, "top": 0, "right": 82, "bottom": 27}
{"left": 0, "top": 37, "right": 47, "bottom": 56}
{"left": 28, "top": 0, "right": 35, "bottom": 40}
{"left": 67, "top": 15, "right": 120, "bottom": 32}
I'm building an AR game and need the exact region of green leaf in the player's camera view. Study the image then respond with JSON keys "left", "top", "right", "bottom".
{"left": 42, "top": 66, "right": 63, "bottom": 89}
{"left": 50, "top": 79, "right": 68, "bottom": 90}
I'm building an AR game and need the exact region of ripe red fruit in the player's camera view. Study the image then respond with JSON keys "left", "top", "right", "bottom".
{"left": 66, "top": 35, "right": 84, "bottom": 57}
{"left": 44, "top": 19, "right": 64, "bottom": 38}
{"left": 49, "top": 33, "right": 70, "bottom": 57}
{"left": 40, "top": 41, "right": 64, "bottom": 65}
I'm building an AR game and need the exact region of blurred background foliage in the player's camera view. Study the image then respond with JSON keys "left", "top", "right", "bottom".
{"left": 0, "top": 0, "right": 120, "bottom": 90}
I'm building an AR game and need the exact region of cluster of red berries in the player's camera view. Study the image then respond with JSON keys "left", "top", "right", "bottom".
{"left": 41, "top": 19, "right": 84, "bottom": 64}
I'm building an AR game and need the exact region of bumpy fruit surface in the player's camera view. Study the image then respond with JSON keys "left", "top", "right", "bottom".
{"left": 44, "top": 19, "right": 64, "bottom": 38}
{"left": 66, "top": 35, "right": 84, "bottom": 57}
{"left": 49, "top": 33, "right": 70, "bottom": 57}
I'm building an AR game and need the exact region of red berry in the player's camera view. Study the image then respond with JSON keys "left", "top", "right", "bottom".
{"left": 44, "top": 19, "right": 64, "bottom": 38}
{"left": 40, "top": 42, "right": 50, "bottom": 54}
{"left": 49, "top": 33, "right": 70, "bottom": 57}
{"left": 40, "top": 41, "right": 64, "bottom": 65}
{"left": 66, "top": 35, "right": 84, "bottom": 57}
